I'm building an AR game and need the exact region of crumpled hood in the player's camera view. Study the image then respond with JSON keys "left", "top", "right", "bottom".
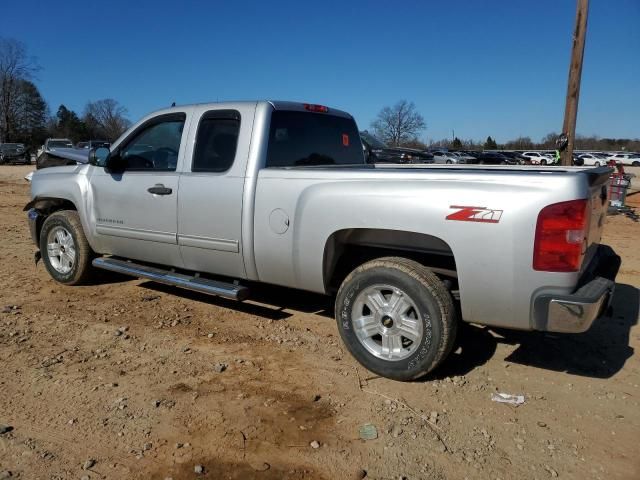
{"left": 44, "top": 147, "right": 89, "bottom": 164}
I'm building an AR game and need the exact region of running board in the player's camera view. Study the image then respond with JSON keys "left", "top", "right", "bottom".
{"left": 92, "top": 257, "right": 249, "bottom": 301}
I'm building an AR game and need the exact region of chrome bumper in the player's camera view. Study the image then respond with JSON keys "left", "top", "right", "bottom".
{"left": 534, "top": 245, "right": 620, "bottom": 333}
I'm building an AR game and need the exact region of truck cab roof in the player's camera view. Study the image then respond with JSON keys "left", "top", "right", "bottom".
{"left": 146, "top": 100, "right": 354, "bottom": 120}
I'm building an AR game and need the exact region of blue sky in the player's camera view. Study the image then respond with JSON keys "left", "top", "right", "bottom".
{"left": 2, "top": 0, "right": 638, "bottom": 143}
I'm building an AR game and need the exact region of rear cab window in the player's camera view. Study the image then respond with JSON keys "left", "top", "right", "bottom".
{"left": 266, "top": 110, "right": 364, "bottom": 167}
{"left": 192, "top": 110, "right": 241, "bottom": 172}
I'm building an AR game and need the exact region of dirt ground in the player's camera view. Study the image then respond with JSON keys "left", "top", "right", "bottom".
{"left": 1, "top": 165, "right": 638, "bottom": 480}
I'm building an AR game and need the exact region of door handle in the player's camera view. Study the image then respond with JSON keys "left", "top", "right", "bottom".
{"left": 147, "top": 184, "right": 173, "bottom": 195}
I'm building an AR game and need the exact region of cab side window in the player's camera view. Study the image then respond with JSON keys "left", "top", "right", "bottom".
{"left": 192, "top": 110, "right": 240, "bottom": 172}
{"left": 120, "top": 114, "right": 186, "bottom": 171}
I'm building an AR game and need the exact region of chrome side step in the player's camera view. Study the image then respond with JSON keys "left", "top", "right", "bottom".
{"left": 92, "top": 257, "right": 249, "bottom": 301}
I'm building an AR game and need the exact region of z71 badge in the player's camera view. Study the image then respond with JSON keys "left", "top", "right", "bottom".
{"left": 446, "top": 205, "right": 503, "bottom": 223}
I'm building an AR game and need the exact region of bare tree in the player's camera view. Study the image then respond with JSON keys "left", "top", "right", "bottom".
{"left": 371, "top": 100, "right": 426, "bottom": 147}
{"left": 0, "top": 37, "right": 40, "bottom": 142}
{"left": 540, "top": 132, "right": 559, "bottom": 149}
{"left": 83, "top": 99, "right": 130, "bottom": 141}
{"left": 504, "top": 136, "right": 533, "bottom": 150}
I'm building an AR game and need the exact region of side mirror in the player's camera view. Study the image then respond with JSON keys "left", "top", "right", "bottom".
{"left": 89, "top": 146, "right": 110, "bottom": 167}
{"left": 106, "top": 150, "right": 126, "bottom": 173}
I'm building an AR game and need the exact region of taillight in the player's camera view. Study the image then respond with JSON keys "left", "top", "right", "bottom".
{"left": 533, "top": 199, "right": 589, "bottom": 272}
{"left": 303, "top": 103, "right": 329, "bottom": 113}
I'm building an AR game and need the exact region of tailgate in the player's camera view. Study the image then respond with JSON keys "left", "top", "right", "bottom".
{"left": 582, "top": 167, "right": 613, "bottom": 272}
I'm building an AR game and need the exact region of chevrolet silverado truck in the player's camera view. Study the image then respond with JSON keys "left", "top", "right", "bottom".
{"left": 25, "top": 101, "right": 620, "bottom": 381}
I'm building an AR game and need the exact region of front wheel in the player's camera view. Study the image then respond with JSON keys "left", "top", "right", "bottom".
{"left": 335, "top": 257, "right": 457, "bottom": 381}
{"left": 40, "top": 210, "right": 95, "bottom": 285}
{"left": 632, "top": 161, "right": 640, "bottom": 167}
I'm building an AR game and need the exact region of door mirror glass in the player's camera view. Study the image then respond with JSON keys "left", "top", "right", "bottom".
{"left": 105, "top": 150, "right": 126, "bottom": 172}
{"left": 89, "top": 147, "right": 110, "bottom": 167}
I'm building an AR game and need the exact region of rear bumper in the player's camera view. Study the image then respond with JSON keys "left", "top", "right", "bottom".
{"left": 533, "top": 245, "right": 621, "bottom": 333}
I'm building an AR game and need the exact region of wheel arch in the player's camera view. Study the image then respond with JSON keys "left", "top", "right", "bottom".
{"left": 323, "top": 228, "right": 458, "bottom": 294}
{"left": 25, "top": 196, "right": 78, "bottom": 247}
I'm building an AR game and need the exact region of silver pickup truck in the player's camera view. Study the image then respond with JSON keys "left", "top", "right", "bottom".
{"left": 25, "top": 101, "right": 620, "bottom": 381}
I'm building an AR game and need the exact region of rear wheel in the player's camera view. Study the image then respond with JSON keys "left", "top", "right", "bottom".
{"left": 446, "top": 160, "right": 452, "bottom": 164}
{"left": 335, "top": 257, "right": 457, "bottom": 381}
{"left": 540, "top": 159, "right": 547, "bottom": 165}
{"left": 594, "top": 161, "right": 601, "bottom": 167}
{"left": 40, "top": 210, "right": 95, "bottom": 285}
{"left": 632, "top": 161, "right": 640, "bottom": 167}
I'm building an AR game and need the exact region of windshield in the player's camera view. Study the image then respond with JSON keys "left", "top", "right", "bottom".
{"left": 0, "top": 143, "right": 23, "bottom": 150}
{"left": 48, "top": 140, "right": 74, "bottom": 149}
{"left": 359, "top": 131, "right": 387, "bottom": 149}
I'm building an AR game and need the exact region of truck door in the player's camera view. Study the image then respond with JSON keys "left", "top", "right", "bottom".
{"left": 89, "top": 112, "right": 188, "bottom": 267}
{"left": 177, "top": 104, "right": 256, "bottom": 278}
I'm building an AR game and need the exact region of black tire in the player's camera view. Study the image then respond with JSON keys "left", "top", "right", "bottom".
{"left": 594, "top": 161, "right": 601, "bottom": 167}
{"left": 335, "top": 257, "right": 457, "bottom": 381}
{"left": 40, "top": 210, "right": 95, "bottom": 285}
{"left": 540, "top": 159, "right": 547, "bottom": 165}
{"left": 446, "top": 160, "right": 452, "bottom": 164}
{"left": 632, "top": 161, "right": 640, "bottom": 167}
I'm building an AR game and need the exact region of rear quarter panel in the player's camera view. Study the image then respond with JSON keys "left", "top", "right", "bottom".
{"left": 253, "top": 167, "right": 592, "bottom": 330}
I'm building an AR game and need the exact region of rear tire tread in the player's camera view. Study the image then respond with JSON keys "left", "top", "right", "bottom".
{"left": 336, "top": 256, "right": 457, "bottom": 381}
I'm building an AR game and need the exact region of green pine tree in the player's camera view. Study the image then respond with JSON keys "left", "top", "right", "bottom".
{"left": 484, "top": 136, "right": 497, "bottom": 149}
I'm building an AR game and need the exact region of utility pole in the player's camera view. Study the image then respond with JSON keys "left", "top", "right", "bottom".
{"left": 560, "top": 0, "right": 589, "bottom": 166}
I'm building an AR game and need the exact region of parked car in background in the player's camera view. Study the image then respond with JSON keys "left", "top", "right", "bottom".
{"left": 474, "top": 151, "right": 517, "bottom": 165}
{"left": 0, "top": 143, "right": 30, "bottom": 164}
{"left": 572, "top": 153, "right": 584, "bottom": 166}
{"left": 44, "top": 138, "right": 75, "bottom": 151}
{"left": 499, "top": 151, "right": 527, "bottom": 164}
{"left": 522, "top": 151, "right": 551, "bottom": 165}
{"left": 607, "top": 152, "right": 640, "bottom": 167}
{"left": 451, "top": 151, "right": 476, "bottom": 162}
{"left": 360, "top": 131, "right": 434, "bottom": 164}
{"left": 76, "top": 140, "right": 111, "bottom": 150}
{"left": 579, "top": 153, "right": 608, "bottom": 167}
{"left": 432, "top": 151, "right": 465, "bottom": 164}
